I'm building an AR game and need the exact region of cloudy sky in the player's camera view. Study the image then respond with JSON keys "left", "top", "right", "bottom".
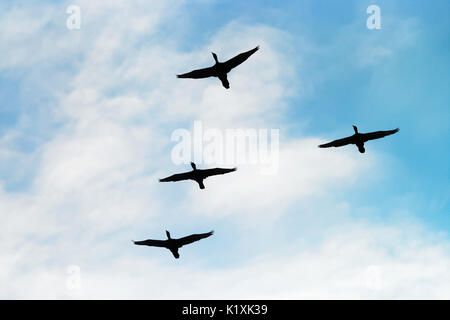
{"left": 0, "top": 0, "right": 448, "bottom": 299}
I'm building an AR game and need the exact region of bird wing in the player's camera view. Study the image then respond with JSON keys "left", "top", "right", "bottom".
{"left": 159, "top": 171, "right": 193, "bottom": 182}
{"left": 222, "top": 46, "right": 259, "bottom": 72}
{"left": 133, "top": 239, "right": 167, "bottom": 247}
{"left": 361, "top": 128, "right": 399, "bottom": 142}
{"left": 318, "top": 136, "right": 355, "bottom": 148}
{"left": 202, "top": 167, "right": 237, "bottom": 178}
{"left": 177, "top": 66, "right": 216, "bottom": 79}
{"left": 178, "top": 231, "right": 214, "bottom": 247}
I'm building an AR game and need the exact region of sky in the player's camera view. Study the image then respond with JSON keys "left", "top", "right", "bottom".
{"left": 0, "top": 0, "right": 449, "bottom": 299}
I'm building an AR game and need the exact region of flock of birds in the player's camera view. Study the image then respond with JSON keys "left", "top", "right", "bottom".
{"left": 133, "top": 46, "right": 399, "bottom": 259}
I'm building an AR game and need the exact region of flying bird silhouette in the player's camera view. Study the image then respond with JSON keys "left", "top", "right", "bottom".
{"left": 159, "top": 162, "right": 237, "bottom": 189}
{"left": 177, "top": 46, "right": 260, "bottom": 89}
{"left": 319, "top": 125, "right": 399, "bottom": 153}
{"left": 133, "top": 230, "right": 214, "bottom": 259}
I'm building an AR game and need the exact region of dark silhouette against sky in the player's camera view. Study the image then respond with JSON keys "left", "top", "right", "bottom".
{"left": 319, "top": 125, "right": 399, "bottom": 153}
{"left": 177, "top": 46, "right": 259, "bottom": 89}
{"left": 133, "top": 230, "right": 214, "bottom": 259}
{"left": 159, "top": 162, "right": 237, "bottom": 189}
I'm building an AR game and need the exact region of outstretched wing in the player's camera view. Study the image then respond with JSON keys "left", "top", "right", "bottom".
{"left": 178, "top": 231, "right": 214, "bottom": 247}
{"left": 223, "top": 46, "right": 259, "bottom": 72}
{"left": 203, "top": 167, "right": 237, "bottom": 178}
{"left": 177, "top": 66, "right": 216, "bottom": 79}
{"left": 159, "top": 171, "right": 193, "bottom": 182}
{"left": 318, "top": 136, "right": 355, "bottom": 148}
{"left": 133, "top": 239, "right": 167, "bottom": 247}
{"left": 361, "top": 128, "right": 399, "bottom": 142}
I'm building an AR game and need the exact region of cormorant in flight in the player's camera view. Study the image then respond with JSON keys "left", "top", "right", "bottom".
{"left": 133, "top": 230, "right": 214, "bottom": 259}
{"left": 177, "top": 46, "right": 260, "bottom": 89}
{"left": 159, "top": 162, "right": 237, "bottom": 189}
{"left": 318, "top": 125, "right": 399, "bottom": 153}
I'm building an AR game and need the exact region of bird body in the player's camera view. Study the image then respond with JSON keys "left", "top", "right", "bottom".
{"left": 133, "top": 230, "right": 214, "bottom": 259}
{"left": 159, "top": 162, "right": 237, "bottom": 189}
{"left": 177, "top": 46, "right": 259, "bottom": 89}
{"left": 319, "top": 125, "right": 399, "bottom": 153}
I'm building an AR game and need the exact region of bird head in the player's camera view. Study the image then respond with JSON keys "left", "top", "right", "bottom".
{"left": 353, "top": 125, "right": 358, "bottom": 134}
{"left": 190, "top": 162, "right": 197, "bottom": 170}
{"left": 211, "top": 52, "right": 219, "bottom": 63}
{"left": 166, "top": 230, "right": 171, "bottom": 239}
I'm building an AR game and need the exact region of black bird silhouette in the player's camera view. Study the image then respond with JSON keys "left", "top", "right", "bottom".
{"left": 133, "top": 230, "right": 214, "bottom": 259}
{"left": 159, "top": 162, "right": 237, "bottom": 189}
{"left": 177, "top": 46, "right": 260, "bottom": 89}
{"left": 319, "top": 125, "right": 399, "bottom": 153}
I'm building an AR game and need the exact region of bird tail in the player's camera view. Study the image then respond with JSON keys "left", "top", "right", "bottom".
{"left": 198, "top": 180, "right": 205, "bottom": 189}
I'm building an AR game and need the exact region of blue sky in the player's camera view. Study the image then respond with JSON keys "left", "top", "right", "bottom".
{"left": 0, "top": 0, "right": 448, "bottom": 298}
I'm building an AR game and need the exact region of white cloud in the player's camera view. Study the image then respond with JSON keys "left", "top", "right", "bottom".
{"left": 2, "top": 222, "right": 448, "bottom": 299}
{"left": 186, "top": 138, "right": 373, "bottom": 219}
